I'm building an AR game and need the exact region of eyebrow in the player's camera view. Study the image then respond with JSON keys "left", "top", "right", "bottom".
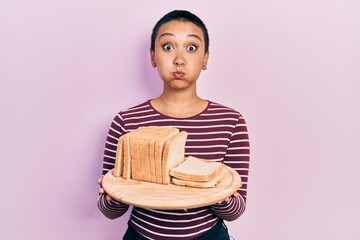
{"left": 159, "top": 33, "right": 202, "bottom": 41}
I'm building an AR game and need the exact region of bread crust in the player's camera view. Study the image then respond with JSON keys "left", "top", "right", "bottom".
{"left": 113, "top": 136, "right": 124, "bottom": 177}
{"left": 122, "top": 134, "right": 131, "bottom": 179}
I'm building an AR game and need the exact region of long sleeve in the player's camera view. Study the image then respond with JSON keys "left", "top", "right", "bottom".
{"left": 97, "top": 112, "right": 130, "bottom": 219}
{"left": 211, "top": 115, "right": 250, "bottom": 221}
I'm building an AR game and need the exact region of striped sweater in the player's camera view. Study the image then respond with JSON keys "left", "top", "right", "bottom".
{"left": 97, "top": 100, "right": 250, "bottom": 240}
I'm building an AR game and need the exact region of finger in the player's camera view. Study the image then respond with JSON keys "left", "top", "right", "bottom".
{"left": 97, "top": 177, "right": 103, "bottom": 185}
{"left": 106, "top": 195, "right": 113, "bottom": 202}
{"left": 98, "top": 188, "right": 105, "bottom": 194}
{"left": 233, "top": 192, "right": 240, "bottom": 198}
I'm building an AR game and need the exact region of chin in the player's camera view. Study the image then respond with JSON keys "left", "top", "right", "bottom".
{"left": 169, "top": 83, "right": 195, "bottom": 91}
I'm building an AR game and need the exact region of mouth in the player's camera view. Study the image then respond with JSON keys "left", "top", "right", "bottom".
{"left": 173, "top": 71, "right": 185, "bottom": 79}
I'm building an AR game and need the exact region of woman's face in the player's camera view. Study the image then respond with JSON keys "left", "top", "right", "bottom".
{"left": 151, "top": 20, "right": 209, "bottom": 91}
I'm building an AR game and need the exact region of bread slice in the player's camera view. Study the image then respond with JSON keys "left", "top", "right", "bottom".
{"left": 128, "top": 128, "right": 152, "bottom": 182}
{"left": 154, "top": 128, "right": 179, "bottom": 184}
{"left": 122, "top": 133, "right": 132, "bottom": 179}
{"left": 148, "top": 137, "right": 156, "bottom": 183}
{"left": 112, "top": 136, "right": 124, "bottom": 177}
{"left": 169, "top": 156, "right": 225, "bottom": 182}
{"left": 172, "top": 170, "right": 225, "bottom": 188}
{"left": 131, "top": 127, "right": 154, "bottom": 182}
{"left": 139, "top": 138, "right": 150, "bottom": 181}
{"left": 162, "top": 131, "right": 188, "bottom": 184}
{"left": 129, "top": 133, "right": 141, "bottom": 180}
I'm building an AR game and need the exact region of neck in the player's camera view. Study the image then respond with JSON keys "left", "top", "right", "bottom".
{"left": 151, "top": 87, "right": 208, "bottom": 118}
{"left": 159, "top": 90, "right": 200, "bottom": 105}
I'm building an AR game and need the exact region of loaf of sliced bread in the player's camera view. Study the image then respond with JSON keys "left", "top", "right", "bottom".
{"left": 171, "top": 170, "right": 225, "bottom": 188}
{"left": 114, "top": 126, "right": 183, "bottom": 183}
{"left": 112, "top": 126, "right": 227, "bottom": 188}
{"left": 169, "top": 156, "right": 224, "bottom": 182}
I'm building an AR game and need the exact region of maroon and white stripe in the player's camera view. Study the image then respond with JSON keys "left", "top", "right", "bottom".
{"left": 98, "top": 100, "right": 250, "bottom": 240}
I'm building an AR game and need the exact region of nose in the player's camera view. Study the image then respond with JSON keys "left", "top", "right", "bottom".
{"left": 173, "top": 52, "right": 185, "bottom": 66}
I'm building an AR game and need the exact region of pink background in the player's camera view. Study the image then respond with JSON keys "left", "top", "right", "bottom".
{"left": 1, "top": 1, "right": 359, "bottom": 239}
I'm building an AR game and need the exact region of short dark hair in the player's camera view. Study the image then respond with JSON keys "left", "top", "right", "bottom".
{"left": 150, "top": 10, "right": 209, "bottom": 53}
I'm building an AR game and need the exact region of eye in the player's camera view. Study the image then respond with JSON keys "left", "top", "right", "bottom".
{"left": 187, "top": 45, "right": 197, "bottom": 51}
{"left": 162, "top": 44, "right": 173, "bottom": 51}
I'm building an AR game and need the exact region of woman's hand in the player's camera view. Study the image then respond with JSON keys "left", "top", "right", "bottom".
{"left": 97, "top": 177, "right": 113, "bottom": 202}
{"left": 224, "top": 192, "right": 240, "bottom": 203}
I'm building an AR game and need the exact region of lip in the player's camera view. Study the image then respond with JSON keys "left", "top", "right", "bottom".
{"left": 173, "top": 71, "right": 185, "bottom": 79}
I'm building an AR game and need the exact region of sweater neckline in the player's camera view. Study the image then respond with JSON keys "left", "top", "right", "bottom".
{"left": 147, "top": 99, "right": 211, "bottom": 120}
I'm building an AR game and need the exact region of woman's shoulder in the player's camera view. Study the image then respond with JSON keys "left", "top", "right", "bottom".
{"left": 116, "top": 100, "right": 151, "bottom": 115}
{"left": 207, "top": 100, "right": 244, "bottom": 117}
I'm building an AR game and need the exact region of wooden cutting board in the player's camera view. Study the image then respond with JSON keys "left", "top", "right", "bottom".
{"left": 102, "top": 166, "right": 242, "bottom": 210}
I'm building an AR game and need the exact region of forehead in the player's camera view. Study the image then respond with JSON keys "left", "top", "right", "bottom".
{"left": 156, "top": 20, "right": 204, "bottom": 40}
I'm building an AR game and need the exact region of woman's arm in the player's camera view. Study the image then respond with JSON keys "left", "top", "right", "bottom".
{"left": 97, "top": 113, "right": 130, "bottom": 219}
{"left": 211, "top": 115, "right": 250, "bottom": 221}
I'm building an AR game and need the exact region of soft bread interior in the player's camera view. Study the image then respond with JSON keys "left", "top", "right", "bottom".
{"left": 154, "top": 128, "right": 179, "bottom": 184}
{"left": 171, "top": 170, "right": 225, "bottom": 188}
{"left": 169, "top": 156, "right": 224, "bottom": 182}
{"left": 162, "top": 131, "right": 188, "bottom": 184}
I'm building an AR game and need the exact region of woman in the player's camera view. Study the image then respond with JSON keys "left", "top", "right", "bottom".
{"left": 97, "top": 10, "right": 250, "bottom": 240}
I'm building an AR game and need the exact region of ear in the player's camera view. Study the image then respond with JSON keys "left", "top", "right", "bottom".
{"left": 202, "top": 52, "right": 209, "bottom": 69}
{"left": 150, "top": 49, "right": 156, "bottom": 68}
